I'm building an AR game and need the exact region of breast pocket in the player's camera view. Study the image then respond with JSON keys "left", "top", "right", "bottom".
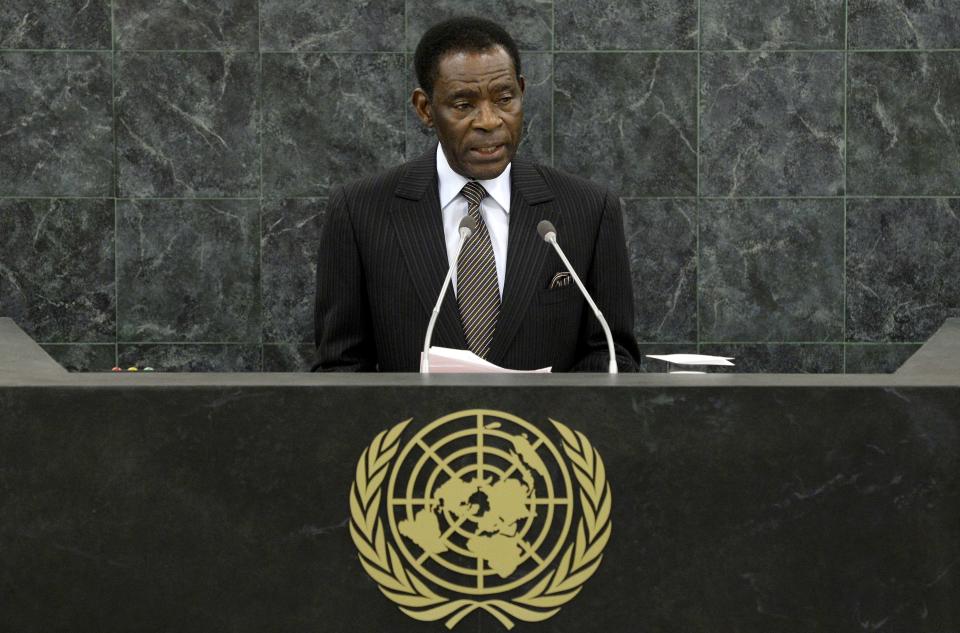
{"left": 537, "top": 283, "right": 580, "bottom": 305}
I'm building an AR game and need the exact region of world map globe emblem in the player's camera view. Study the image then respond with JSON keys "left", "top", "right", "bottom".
{"left": 388, "top": 410, "right": 574, "bottom": 595}
{"left": 350, "top": 409, "right": 612, "bottom": 629}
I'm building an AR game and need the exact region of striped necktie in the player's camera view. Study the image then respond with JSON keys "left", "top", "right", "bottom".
{"left": 457, "top": 181, "right": 500, "bottom": 359}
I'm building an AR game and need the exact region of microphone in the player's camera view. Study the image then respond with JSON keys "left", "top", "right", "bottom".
{"left": 421, "top": 215, "right": 479, "bottom": 372}
{"left": 537, "top": 220, "right": 618, "bottom": 374}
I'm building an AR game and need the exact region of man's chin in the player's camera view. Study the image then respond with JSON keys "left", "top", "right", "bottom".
{"left": 458, "top": 155, "right": 512, "bottom": 181}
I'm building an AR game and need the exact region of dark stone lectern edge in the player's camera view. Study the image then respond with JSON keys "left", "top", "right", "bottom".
{"left": 4, "top": 371, "right": 960, "bottom": 389}
{"left": 1, "top": 317, "right": 958, "bottom": 388}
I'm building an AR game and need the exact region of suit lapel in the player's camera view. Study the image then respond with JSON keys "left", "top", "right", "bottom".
{"left": 486, "top": 158, "right": 557, "bottom": 366}
{"left": 390, "top": 147, "right": 467, "bottom": 349}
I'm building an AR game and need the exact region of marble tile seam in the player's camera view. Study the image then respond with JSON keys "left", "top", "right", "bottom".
{"left": 111, "top": 0, "right": 118, "bottom": 357}
{"left": 844, "top": 0, "right": 849, "bottom": 52}
{"left": 842, "top": 0, "right": 849, "bottom": 372}
{"left": 0, "top": 49, "right": 112, "bottom": 53}
{"left": 6, "top": 49, "right": 960, "bottom": 54}
{"left": 259, "top": 50, "right": 406, "bottom": 55}
{"left": 641, "top": 341, "right": 928, "bottom": 346}
{"left": 257, "top": 0, "right": 263, "bottom": 203}
{"left": 118, "top": 197, "right": 264, "bottom": 201}
{"left": 5, "top": 196, "right": 960, "bottom": 202}
{"left": 403, "top": 0, "right": 409, "bottom": 163}
{"left": 258, "top": 196, "right": 328, "bottom": 200}
{"left": 696, "top": 0, "right": 702, "bottom": 353}
{"left": 0, "top": 49, "right": 406, "bottom": 55}
{"left": 550, "top": 0, "right": 555, "bottom": 167}
{"left": 39, "top": 343, "right": 117, "bottom": 347}
{"left": 0, "top": 197, "right": 265, "bottom": 201}
{"left": 0, "top": 49, "right": 254, "bottom": 54}
{"left": 37, "top": 342, "right": 313, "bottom": 345}
{"left": 113, "top": 197, "right": 119, "bottom": 358}
{"left": 110, "top": 0, "right": 116, "bottom": 51}
{"left": 705, "top": 48, "right": 960, "bottom": 53}
{"left": 108, "top": 341, "right": 275, "bottom": 346}
{"left": 0, "top": 196, "right": 115, "bottom": 200}
{"left": 699, "top": 195, "right": 843, "bottom": 200}
{"left": 30, "top": 341, "right": 925, "bottom": 347}
{"left": 847, "top": 48, "right": 960, "bottom": 53}
{"left": 659, "top": 196, "right": 960, "bottom": 200}
{"left": 257, "top": 0, "right": 264, "bottom": 374}
{"left": 111, "top": 53, "right": 118, "bottom": 201}
{"left": 555, "top": 49, "right": 960, "bottom": 53}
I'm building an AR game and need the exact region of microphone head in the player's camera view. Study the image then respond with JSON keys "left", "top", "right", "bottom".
{"left": 537, "top": 220, "right": 557, "bottom": 242}
{"left": 458, "top": 214, "right": 478, "bottom": 238}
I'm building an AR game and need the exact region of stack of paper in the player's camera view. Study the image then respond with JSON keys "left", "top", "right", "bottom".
{"left": 421, "top": 347, "right": 551, "bottom": 373}
{"left": 645, "top": 353, "right": 735, "bottom": 374}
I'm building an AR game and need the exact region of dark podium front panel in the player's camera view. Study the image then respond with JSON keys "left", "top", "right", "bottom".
{"left": 1, "top": 318, "right": 958, "bottom": 633}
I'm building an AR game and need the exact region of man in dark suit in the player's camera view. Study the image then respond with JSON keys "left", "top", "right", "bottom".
{"left": 313, "top": 17, "right": 640, "bottom": 372}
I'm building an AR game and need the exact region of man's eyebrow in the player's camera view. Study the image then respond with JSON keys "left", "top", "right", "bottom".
{"left": 490, "top": 81, "right": 516, "bottom": 92}
{"left": 447, "top": 87, "right": 480, "bottom": 100}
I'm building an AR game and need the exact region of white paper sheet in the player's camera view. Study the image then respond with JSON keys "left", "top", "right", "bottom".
{"left": 421, "top": 347, "right": 551, "bottom": 373}
{"left": 645, "top": 353, "right": 735, "bottom": 367}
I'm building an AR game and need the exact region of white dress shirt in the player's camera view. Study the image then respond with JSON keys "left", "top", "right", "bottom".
{"left": 437, "top": 144, "right": 511, "bottom": 297}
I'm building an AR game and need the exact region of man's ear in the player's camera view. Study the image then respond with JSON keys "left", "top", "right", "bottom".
{"left": 412, "top": 88, "right": 433, "bottom": 128}
{"left": 518, "top": 74, "right": 526, "bottom": 96}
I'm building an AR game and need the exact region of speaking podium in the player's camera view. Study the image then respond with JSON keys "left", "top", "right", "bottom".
{"left": 1, "top": 317, "right": 957, "bottom": 632}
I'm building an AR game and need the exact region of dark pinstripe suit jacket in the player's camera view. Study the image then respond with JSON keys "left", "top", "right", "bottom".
{"left": 312, "top": 147, "right": 640, "bottom": 372}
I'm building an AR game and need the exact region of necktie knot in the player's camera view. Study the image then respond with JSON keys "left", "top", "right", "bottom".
{"left": 461, "top": 181, "right": 487, "bottom": 207}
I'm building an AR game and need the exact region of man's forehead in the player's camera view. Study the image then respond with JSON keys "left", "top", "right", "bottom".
{"left": 435, "top": 48, "right": 517, "bottom": 86}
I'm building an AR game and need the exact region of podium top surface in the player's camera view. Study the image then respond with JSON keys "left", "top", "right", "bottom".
{"left": 1, "top": 317, "right": 958, "bottom": 389}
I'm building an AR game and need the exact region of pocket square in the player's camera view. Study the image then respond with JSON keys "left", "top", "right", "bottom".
{"left": 548, "top": 272, "right": 572, "bottom": 289}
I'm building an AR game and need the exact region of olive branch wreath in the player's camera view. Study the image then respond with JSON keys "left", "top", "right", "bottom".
{"left": 349, "top": 417, "right": 612, "bottom": 630}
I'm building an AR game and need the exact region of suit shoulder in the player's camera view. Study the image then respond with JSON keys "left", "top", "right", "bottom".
{"left": 336, "top": 162, "right": 407, "bottom": 203}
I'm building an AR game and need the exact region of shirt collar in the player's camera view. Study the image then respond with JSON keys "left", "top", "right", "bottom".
{"left": 436, "top": 143, "right": 511, "bottom": 213}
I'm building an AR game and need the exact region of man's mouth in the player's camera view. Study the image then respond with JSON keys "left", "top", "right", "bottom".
{"left": 470, "top": 144, "right": 505, "bottom": 157}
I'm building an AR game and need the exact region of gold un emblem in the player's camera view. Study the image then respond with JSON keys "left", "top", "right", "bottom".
{"left": 349, "top": 409, "right": 612, "bottom": 629}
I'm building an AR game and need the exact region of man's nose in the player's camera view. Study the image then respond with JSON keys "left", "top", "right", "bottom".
{"left": 472, "top": 100, "right": 503, "bottom": 130}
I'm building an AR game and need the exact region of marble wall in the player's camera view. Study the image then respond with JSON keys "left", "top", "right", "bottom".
{"left": 1, "top": 0, "right": 957, "bottom": 373}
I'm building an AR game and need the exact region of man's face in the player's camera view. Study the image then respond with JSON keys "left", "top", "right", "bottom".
{"left": 413, "top": 46, "right": 525, "bottom": 180}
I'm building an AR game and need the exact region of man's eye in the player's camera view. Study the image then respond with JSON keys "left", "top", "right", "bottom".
{"left": 498, "top": 95, "right": 513, "bottom": 105}
{"left": 453, "top": 102, "right": 471, "bottom": 111}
